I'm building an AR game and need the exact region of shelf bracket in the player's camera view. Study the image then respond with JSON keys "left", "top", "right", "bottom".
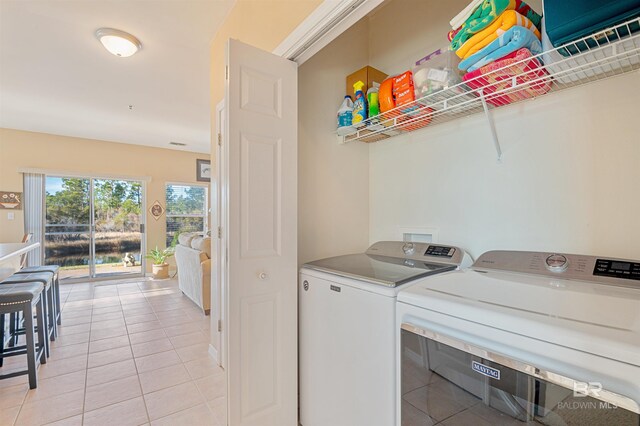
{"left": 478, "top": 91, "right": 502, "bottom": 161}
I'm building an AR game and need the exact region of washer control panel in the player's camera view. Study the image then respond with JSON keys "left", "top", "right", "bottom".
{"left": 593, "top": 259, "right": 640, "bottom": 280}
{"left": 366, "top": 241, "right": 465, "bottom": 266}
{"left": 474, "top": 250, "right": 640, "bottom": 288}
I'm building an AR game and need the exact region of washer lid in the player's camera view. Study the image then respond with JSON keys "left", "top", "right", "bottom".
{"left": 398, "top": 268, "right": 640, "bottom": 366}
{"left": 303, "top": 253, "right": 455, "bottom": 287}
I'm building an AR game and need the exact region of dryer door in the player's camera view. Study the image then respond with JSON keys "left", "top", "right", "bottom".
{"left": 400, "top": 327, "right": 640, "bottom": 425}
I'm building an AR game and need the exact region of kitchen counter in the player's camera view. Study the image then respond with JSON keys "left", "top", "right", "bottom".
{"left": 0, "top": 242, "right": 40, "bottom": 281}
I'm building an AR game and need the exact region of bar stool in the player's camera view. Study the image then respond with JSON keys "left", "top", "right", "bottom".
{"left": 15, "top": 265, "right": 61, "bottom": 326}
{"left": 0, "top": 282, "right": 47, "bottom": 389}
{"left": 1, "top": 273, "right": 55, "bottom": 352}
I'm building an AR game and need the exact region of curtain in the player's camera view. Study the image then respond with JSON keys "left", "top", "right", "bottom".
{"left": 23, "top": 173, "right": 45, "bottom": 266}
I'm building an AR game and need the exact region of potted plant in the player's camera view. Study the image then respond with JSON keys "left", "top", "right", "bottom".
{"left": 145, "top": 246, "right": 175, "bottom": 279}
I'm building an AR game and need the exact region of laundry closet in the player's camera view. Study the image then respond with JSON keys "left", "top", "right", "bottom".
{"left": 297, "top": 0, "right": 640, "bottom": 266}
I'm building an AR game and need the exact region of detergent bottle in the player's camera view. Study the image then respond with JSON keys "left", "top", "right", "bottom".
{"left": 367, "top": 82, "right": 380, "bottom": 124}
{"left": 336, "top": 95, "right": 354, "bottom": 136}
{"left": 352, "top": 81, "right": 367, "bottom": 126}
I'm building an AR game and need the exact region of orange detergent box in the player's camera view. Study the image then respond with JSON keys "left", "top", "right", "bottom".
{"left": 394, "top": 86, "right": 416, "bottom": 107}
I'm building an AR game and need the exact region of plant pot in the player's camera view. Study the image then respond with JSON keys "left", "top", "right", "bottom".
{"left": 151, "top": 263, "right": 169, "bottom": 279}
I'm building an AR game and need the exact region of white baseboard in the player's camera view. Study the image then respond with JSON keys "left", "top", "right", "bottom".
{"left": 208, "top": 343, "right": 219, "bottom": 365}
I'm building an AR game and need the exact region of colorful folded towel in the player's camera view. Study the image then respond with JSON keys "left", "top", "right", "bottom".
{"left": 450, "top": 0, "right": 485, "bottom": 30}
{"left": 451, "top": 0, "right": 515, "bottom": 51}
{"left": 462, "top": 48, "right": 552, "bottom": 106}
{"left": 514, "top": 0, "right": 542, "bottom": 29}
{"left": 451, "top": 0, "right": 542, "bottom": 50}
{"left": 455, "top": 10, "right": 541, "bottom": 60}
{"left": 459, "top": 25, "right": 542, "bottom": 71}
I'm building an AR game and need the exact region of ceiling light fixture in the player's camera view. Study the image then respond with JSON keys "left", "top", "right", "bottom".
{"left": 95, "top": 28, "right": 142, "bottom": 58}
{"left": 169, "top": 142, "right": 187, "bottom": 146}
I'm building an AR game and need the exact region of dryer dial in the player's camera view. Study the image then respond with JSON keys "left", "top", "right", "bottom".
{"left": 402, "top": 243, "right": 416, "bottom": 255}
{"left": 546, "top": 254, "right": 569, "bottom": 272}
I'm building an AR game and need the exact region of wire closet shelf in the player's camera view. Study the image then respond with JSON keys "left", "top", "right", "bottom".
{"left": 338, "top": 17, "right": 640, "bottom": 146}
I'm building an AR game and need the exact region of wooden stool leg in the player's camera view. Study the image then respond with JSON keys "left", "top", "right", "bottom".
{"left": 24, "top": 303, "right": 38, "bottom": 389}
{"left": 35, "top": 297, "right": 47, "bottom": 365}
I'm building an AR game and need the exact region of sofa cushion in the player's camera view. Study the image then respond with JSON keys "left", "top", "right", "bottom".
{"left": 178, "top": 232, "right": 197, "bottom": 247}
{"left": 191, "top": 236, "right": 212, "bottom": 258}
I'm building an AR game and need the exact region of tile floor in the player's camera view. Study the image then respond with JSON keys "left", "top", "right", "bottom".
{"left": 0, "top": 278, "right": 226, "bottom": 426}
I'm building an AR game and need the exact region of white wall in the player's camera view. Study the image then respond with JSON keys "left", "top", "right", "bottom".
{"left": 367, "top": 0, "right": 640, "bottom": 260}
{"left": 298, "top": 19, "right": 371, "bottom": 265}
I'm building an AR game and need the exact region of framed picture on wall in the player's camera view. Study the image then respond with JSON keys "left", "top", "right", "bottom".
{"left": 196, "top": 159, "right": 211, "bottom": 182}
{"left": 0, "top": 191, "right": 22, "bottom": 209}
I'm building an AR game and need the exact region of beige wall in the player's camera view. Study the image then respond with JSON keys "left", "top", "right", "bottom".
{"left": 0, "top": 128, "right": 209, "bottom": 271}
{"left": 209, "top": 0, "right": 323, "bottom": 111}
{"left": 298, "top": 19, "right": 371, "bottom": 265}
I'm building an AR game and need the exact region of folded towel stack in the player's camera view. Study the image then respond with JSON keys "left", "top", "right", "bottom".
{"left": 448, "top": 0, "right": 549, "bottom": 105}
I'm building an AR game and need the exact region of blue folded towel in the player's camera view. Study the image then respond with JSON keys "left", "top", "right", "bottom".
{"left": 459, "top": 25, "right": 543, "bottom": 72}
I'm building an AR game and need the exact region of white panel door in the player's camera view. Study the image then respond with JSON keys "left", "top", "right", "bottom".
{"left": 224, "top": 38, "right": 298, "bottom": 426}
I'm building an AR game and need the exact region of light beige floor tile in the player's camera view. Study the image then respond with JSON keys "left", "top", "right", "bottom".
{"left": 144, "top": 381, "right": 206, "bottom": 420}
{"left": 90, "top": 311, "right": 123, "bottom": 323}
{"left": 84, "top": 375, "right": 142, "bottom": 412}
{"left": 43, "top": 414, "right": 83, "bottom": 425}
{"left": 91, "top": 305, "right": 122, "bottom": 316}
{"left": 0, "top": 374, "right": 28, "bottom": 389}
{"left": 150, "top": 403, "right": 220, "bottom": 426}
{"left": 131, "top": 338, "right": 174, "bottom": 358}
{"left": 175, "top": 342, "right": 211, "bottom": 363}
{"left": 128, "top": 329, "right": 167, "bottom": 345}
{"left": 127, "top": 320, "right": 163, "bottom": 334}
{"left": 195, "top": 373, "right": 226, "bottom": 402}
{"left": 61, "top": 315, "right": 93, "bottom": 326}
{"left": 15, "top": 389, "right": 85, "bottom": 425}
{"left": 0, "top": 382, "right": 28, "bottom": 409}
{"left": 86, "top": 358, "right": 137, "bottom": 387}
{"left": 87, "top": 345, "right": 133, "bottom": 368}
{"left": 0, "top": 405, "right": 21, "bottom": 425}
{"left": 125, "top": 313, "right": 158, "bottom": 325}
{"left": 163, "top": 322, "right": 202, "bottom": 337}
{"left": 138, "top": 363, "right": 191, "bottom": 394}
{"left": 58, "top": 322, "right": 91, "bottom": 336}
{"left": 25, "top": 370, "right": 86, "bottom": 402}
{"left": 90, "top": 318, "right": 126, "bottom": 331}
{"left": 53, "top": 332, "right": 90, "bottom": 347}
{"left": 83, "top": 396, "right": 149, "bottom": 426}
{"left": 88, "top": 334, "right": 130, "bottom": 354}
{"left": 184, "top": 356, "right": 224, "bottom": 380}
{"left": 169, "top": 331, "right": 209, "bottom": 348}
{"left": 90, "top": 326, "right": 127, "bottom": 341}
{"left": 135, "top": 350, "right": 181, "bottom": 373}
{"left": 208, "top": 396, "right": 227, "bottom": 425}
{"left": 49, "top": 342, "right": 89, "bottom": 361}
{"left": 38, "top": 354, "right": 88, "bottom": 380}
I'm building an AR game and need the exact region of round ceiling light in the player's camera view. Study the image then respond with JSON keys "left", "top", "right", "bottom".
{"left": 95, "top": 28, "right": 142, "bottom": 58}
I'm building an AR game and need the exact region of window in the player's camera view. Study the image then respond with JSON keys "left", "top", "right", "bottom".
{"left": 165, "top": 183, "right": 208, "bottom": 246}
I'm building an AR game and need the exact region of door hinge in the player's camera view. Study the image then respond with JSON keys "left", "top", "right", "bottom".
{"left": 217, "top": 227, "right": 222, "bottom": 238}
{"left": 217, "top": 133, "right": 221, "bottom": 146}
{"left": 225, "top": 65, "right": 229, "bottom": 80}
{"left": 217, "top": 320, "right": 222, "bottom": 332}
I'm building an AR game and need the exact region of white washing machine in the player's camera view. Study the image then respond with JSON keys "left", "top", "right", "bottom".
{"left": 299, "top": 241, "right": 472, "bottom": 426}
{"left": 396, "top": 250, "right": 640, "bottom": 425}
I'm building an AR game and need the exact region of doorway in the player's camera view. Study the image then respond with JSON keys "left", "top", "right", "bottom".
{"left": 44, "top": 175, "right": 146, "bottom": 281}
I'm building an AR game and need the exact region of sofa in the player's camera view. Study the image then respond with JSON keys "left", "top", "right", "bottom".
{"left": 174, "top": 233, "right": 212, "bottom": 315}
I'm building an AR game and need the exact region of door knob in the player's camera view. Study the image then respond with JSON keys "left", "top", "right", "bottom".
{"left": 259, "top": 272, "right": 268, "bottom": 280}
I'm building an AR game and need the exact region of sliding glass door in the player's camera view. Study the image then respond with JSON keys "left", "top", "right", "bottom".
{"left": 45, "top": 176, "right": 145, "bottom": 281}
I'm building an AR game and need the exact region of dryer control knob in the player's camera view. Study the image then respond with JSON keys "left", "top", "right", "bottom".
{"left": 546, "top": 254, "right": 569, "bottom": 273}
{"left": 402, "top": 243, "right": 416, "bottom": 255}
